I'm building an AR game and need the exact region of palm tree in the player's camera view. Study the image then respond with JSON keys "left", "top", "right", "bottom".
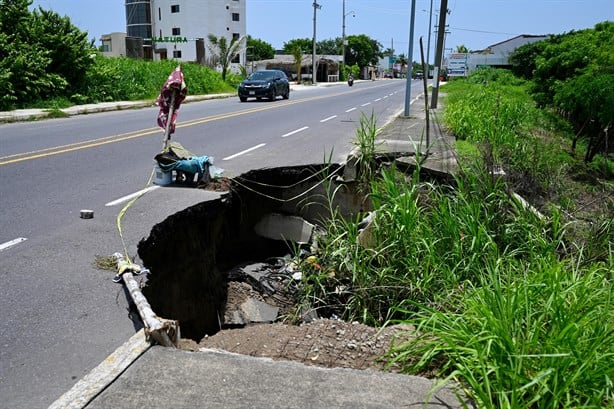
{"left": 291, "top": 45, "right": 303, "bottom": 84}
{"left": 396, "top": 53, "right": 408, "bottom": 75}
{"left": 207, "top": 34, "right": 245, "bottom": 81}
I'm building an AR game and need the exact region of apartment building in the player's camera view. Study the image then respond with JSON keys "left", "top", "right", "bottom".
{"left": 124, "top": 0, "right": 246, "bottom": 65}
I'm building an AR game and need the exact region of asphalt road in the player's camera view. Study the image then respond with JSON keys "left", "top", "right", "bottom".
{"left": 0, "top": 79, "right": 423, "bottom": 408}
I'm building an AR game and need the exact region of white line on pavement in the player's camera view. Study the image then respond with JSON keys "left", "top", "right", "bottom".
{"left": 345, "top": 107, "right": 357, "bottom": 113}
{"left": 281, "top": 126, "right": 309, "bottom": 138}
{"left": 383, "top": 95, "right": 389, "bottom": 99}
{"left": 0, "top": 237, "right": 27, "bottom": 252}
{"left": 223, "top": 143, "right": 266, "bottom": 160}
{"left": 320, "top": 115, "right": 337, "bottom": 123}
{"left": 105, "top": 186, "right": 160, "bottom": 207}
{"left": 374, "top": 98, "right": 382, "bottom": 102}
{"left": 361, "top": 102, "right": 371, "bottom": 106}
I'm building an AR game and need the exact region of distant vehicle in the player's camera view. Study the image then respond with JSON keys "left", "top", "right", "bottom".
{"left": 383, "top": 71, "right": 393, "bottom": 79}
{"left": 238, "top": 70, "right": 290, "bottom": 102}
{"left": 348, "top": 74, "right": 354, "bottom": 86}
{"left": 412, "top": 71, "right": 424, "bottom": 80}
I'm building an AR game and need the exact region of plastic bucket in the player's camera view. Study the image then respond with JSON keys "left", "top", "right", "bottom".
{"left": 153, "top": 162, "right": 172, "bottom": 185}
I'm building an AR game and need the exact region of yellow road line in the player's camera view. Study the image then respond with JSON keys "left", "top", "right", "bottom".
{"left": 1, "top": 83, "right": 394, "bottom": 166}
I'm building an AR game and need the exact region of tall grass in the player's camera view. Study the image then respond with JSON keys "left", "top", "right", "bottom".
{"left": 79, "top": 55, "right": 236, "bottom": 104}
{"left": 388, "top": 259, "right": 613, "bottom": 408}
{"left": 293, "top": 71, "right": 613, "bottom": 407}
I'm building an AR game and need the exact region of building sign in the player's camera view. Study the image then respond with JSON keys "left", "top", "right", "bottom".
{"left": 147, "top": 37, "right": 190, "bottom": 44}
{"left": 447, "top": 53, "right": 468, "bottom": 77}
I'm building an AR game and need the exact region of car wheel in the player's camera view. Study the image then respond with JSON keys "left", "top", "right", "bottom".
{"left": 269, "top": 89, "right": 276, "bottom": 101}
{"left": 239, "top": 96, "right": 247, "bottom": 102}
{"left": 282, "top": 87, "right": 289, "bottom": 100}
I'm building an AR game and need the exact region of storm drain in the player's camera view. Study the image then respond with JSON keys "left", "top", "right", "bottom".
{"left": 137, "top": 164, "right": 369, "bottom": 341}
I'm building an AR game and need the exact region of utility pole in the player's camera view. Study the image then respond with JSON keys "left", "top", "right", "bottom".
{"left": 431, "top": 0, "right": 448, "bottom": 109}
{"left": 312, "top": 1, "right": 321, "bottom": 84}
{"left": 403, "top": 0, "right": 417, "bottom": 116}
{"left": 342, "top": 1, "right": 355, "bottom": 75}
{"left": 426, "top": 0, "right": 433, "bottom": 76}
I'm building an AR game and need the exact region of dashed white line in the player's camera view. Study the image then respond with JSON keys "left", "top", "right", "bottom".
{"left": 345, "top": 107, "right": 357, "bottom": 113}
{"left": 223, "top": 143, "right": 266, "bottom": 160}
{"left": 320, "top": 115, "right": 337, "bottom": 123}
{"left": 361, "top": 102, "right": 371, "bottom": 107}
{"left": 383, "top": 95, "right": 389, "bottom": 99}
{"left": 105, "top": 185, "right": 160, "bottom": 206}
{"left": 0, "top": 237, "right": 27, "bottom": 252}
{"left": 282, "top": 126, "right": 309, "bottom": 138}
{"left": 374, "top": 98, "right": 382, "bottom": 102}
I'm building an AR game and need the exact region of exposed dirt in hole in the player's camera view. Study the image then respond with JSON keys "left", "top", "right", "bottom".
{"left": 173, "top": 278, "right": 411, "bottom": 372}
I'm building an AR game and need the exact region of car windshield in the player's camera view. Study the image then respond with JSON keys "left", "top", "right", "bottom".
{"left": 248, "top": 71, "right": 277, "bottom": 81}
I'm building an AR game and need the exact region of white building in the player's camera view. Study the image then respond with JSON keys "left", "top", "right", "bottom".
{"left": 123, "top": 0, "right": 246, "bottom": 66}
{"left": 451, "top": 34, "right": 549, "bottom": 76}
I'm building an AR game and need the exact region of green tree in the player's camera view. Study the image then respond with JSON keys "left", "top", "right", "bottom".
{"left": 282, "top": 38, "right": 312, "bottom": 54}
{"left": 0, "top": 0, "right": 95, "bottom": 109}
{"left": 317, "top": 38, "right": 342, "bottom": 55}
{"left": 30, "top": 8, "right": 96, "bottom": 94}
{"left": 246, "top": 35, "right": 274, "bottom": 61}
{"left": 207, "top": 33, "right": 245, "bottom": 81}
{"left": 344, "top": 34, "right": 382, "bottom": 71}
{"left": 455, "top": 45, "right": 469, "bottom": 53}
{"left": 509, "top": 40, "right": 548, "bottom": 79}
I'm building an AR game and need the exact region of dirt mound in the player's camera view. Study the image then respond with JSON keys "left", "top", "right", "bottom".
{"left": 179, "top": 319, "right": 413, "bottom": 372}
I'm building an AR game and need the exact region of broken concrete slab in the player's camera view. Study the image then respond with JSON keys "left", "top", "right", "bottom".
{"left": 254, "top": 213, "right": 315, "bottom": 244}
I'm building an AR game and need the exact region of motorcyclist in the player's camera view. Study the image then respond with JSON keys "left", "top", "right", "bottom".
{"left": 348, "top": 74, "right": 354, "bottom": 86}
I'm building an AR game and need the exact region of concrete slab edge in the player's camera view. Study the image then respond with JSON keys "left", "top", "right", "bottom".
{"left": 48, "top": 329, "right": 151, "bottom": 409}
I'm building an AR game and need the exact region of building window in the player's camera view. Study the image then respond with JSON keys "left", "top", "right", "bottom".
{"left": 171, "top": 5, "right": 180, "bottom": 13}
{"left": 232, "top": 33, "right": 240, "bottom": 41}
{"left": 173, "top": 50, "right": 182, "bottom": 58}
{"left": 172, "top": 27, "right": 181, "bottom": 35}
{"left": 232, "top": 13, "right": 240, "bottom": 22}
{"left": 158, "top": 7, "right": 161, "bottom": 20}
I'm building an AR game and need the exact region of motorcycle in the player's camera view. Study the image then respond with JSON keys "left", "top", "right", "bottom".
{"left": 348, "top": 76, "right": 354, "bottom": 87}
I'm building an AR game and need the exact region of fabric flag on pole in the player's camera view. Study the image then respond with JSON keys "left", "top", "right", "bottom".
{"left": 156, "top": 65, "right": 187, "bottom": 135}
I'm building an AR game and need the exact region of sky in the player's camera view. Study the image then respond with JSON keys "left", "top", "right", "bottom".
{"left": 30, "top": 0, "right": 613, "bottom": 63}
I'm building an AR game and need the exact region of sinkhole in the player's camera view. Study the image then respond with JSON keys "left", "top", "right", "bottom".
{"left": 137, "top": 158, "right": 450, "bottom": 341}
{"left": 137, "top": 163, "right": 370, "bottom": 341}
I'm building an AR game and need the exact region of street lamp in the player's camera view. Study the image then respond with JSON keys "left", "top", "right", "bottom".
{"left": 312, "top": 1, "right": 321, "bottom": 84}
{"left": 342, "top": 0, "right": 355, "bottom": 67}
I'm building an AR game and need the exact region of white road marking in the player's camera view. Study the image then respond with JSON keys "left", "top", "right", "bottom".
{"left": 361, "top": 102, "right": 371, "bottom": 106}
{"left": 383, "top": 95, "right": 389, "bottom": 99}
{"left": 320, "top": 115, "right": 337, "bottom": 123}
{"left": 282, "top": 126, "right": 309, "bottom": 138}
{"left": 345, "top": 107, "right": 357, "bottom": 112}
{"left": 223, "top": 143, "right": 266, "bottom": 160}
{"left": 105, "top": 186, "right": 160, "bottom": 207}
{"left": 0, "top": 237, "right": 27, "bottom": 252}
{"left": 374, "top": 98, "right": 382, "bottom": 102}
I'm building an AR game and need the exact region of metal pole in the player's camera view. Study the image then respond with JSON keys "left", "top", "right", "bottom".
{"left": 403, "top": 0, "right": 417, "bottom": 116}
{"left": 312, "top": 2, "right": 320, "bottom": 84}
{"left": 426, "top": 0, "right": 433, "bottom": 75}
{"left": 342, "top": 0, "right": 346, "bottom": 67}
{"left": 430, "top": 0, "right": 448, "bottom": 109}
